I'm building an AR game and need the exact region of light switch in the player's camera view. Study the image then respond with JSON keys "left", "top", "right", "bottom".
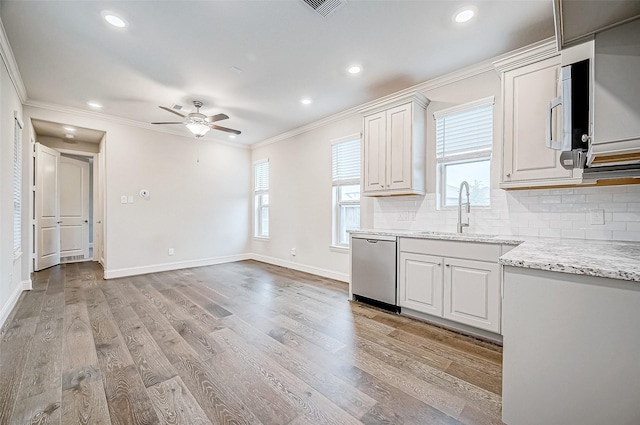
{"left": 128, "top": 195, "right": 134, "bottom": 203}
{"left": 120, "top": 195, "right": 127, "bottom": 204}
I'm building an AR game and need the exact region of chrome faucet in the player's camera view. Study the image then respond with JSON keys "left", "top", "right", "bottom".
{"left": 457, "top": 181, "right": 470, "bottom": 233}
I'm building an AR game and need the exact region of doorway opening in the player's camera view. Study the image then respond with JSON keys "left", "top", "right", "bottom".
{"left": 31, "top": 119, "right": 105, "bottom": 272}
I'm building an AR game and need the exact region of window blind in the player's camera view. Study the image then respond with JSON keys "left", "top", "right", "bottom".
{"left": 255, "top": 160, "right": 269, "bottom": 192}
{"left": 332, "top": 138, "right": 360, "bottom": 185}
{"left": 13, "top": 114, "right": 23, "bottom": 254}
{"left": 436, "top": 103, "right": 493, "bottom": 158}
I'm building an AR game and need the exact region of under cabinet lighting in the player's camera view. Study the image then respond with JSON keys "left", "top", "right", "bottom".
{"left": 65, "top": 134, "right": 75, "bottom": 139}
{"left": 87, "top": 101, "right": 103, "bottom": 109}
{"left": 63, "top": 126, "right": 76, "bottom": 132}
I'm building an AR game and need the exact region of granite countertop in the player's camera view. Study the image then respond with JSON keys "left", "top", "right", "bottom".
{"left": 350, "top": 229, "right": 640, "bottom": 282}
{"left": 499, "top": 239, "right": 640, "bottom": 282}
{"left": 350, "top": 229, "right": 524, "bottom": 245}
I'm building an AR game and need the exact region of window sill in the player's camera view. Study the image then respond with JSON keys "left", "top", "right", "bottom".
{"left": 329, "top": 245, "right": 350, "bottom": 254}
{"left": 253, "top": 236, "right": 270, "bottom": 242}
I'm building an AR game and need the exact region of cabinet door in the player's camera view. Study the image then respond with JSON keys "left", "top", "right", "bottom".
{"left": 363, "top": 111, "right": 387, "bottom": 193}
{"left": 443, "top": 258, "right": 500, "bottom": 333}
{"left": 503, "top": 56, "right": 572, "bottom": 183}
{"left": 398, "top": 252, "right": 443, "bottom": 316}
{"left": 386, "top": 103, "right": 413, "bottom": 190}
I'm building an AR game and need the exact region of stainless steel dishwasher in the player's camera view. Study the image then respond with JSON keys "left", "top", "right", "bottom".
{"left": 351, "top": 234, "right": 398, "bottom": 311}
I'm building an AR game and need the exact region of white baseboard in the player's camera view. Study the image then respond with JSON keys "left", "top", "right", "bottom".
{"left": 102, "top": 252, "right": 348, "bottom": 283}
{"left": 103, "top": 253, "right": 252, "bottom": 279}
{"left": 249, "top": 253, "right": 349, "bottom": 282}
{"left": 0, "top": 282, "right": 27, "bottom": 329}
{"left": 22, "top": 279, "right": 32, "bottom": 291}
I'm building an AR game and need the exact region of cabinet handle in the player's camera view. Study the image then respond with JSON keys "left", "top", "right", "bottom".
{"left": 437, "top": 263, "right": 441, "bottom": 266}
{"left": 445, "top": 264, "right": 450, "bottom": 267}
{"left": 506, "top": 173, "right": 511, "bottom": 178}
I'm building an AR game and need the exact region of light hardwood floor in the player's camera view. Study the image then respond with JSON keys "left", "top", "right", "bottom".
{"left": 0, "top": 260, "right": 504, "bottom": 424}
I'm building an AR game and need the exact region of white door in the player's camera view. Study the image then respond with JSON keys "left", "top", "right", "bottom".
{"left": 35, "top": 143, "right": 61, "bottom": 271}
{"left": 59, "top": 156, "right": 90, "bottom": 262}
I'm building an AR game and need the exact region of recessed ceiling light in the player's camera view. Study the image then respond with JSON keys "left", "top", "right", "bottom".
{"left": 65, "top": 134, "right": 75, "bottom": 139}
{"left": 104, "top": 13, "right": 127, "bottom": 28}
{"left": 300, "top": 98, "right": 312, "bottom": 105}
{"left": 347, "top": 65, "right": 362, "bottom": 75}
{"left": 63, "top": 126, "right": 76, "bottom": 132}
{"left": 87, "top": 101, "right": 102, "bottom": 109}
{"left": 454, "top": 7, "right": 476, "bottom": 23}
{"left": 229, "top": 134, "right": 236, "bottom": 139}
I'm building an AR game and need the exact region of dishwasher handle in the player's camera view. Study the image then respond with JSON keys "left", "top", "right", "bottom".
{"left": 365, "top": 239, "right": 379, "bottom": 244}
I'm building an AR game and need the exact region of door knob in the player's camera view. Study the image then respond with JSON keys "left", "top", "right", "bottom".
{"left": 56, "top": 221, "right": 62, "bottom": 224}
{"left": 84, "top": 220, "right": 88, "bottom": 223}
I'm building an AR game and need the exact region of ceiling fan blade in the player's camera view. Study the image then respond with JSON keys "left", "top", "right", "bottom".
{"left": 207, "top": 113, "right": 229, "bottom": 123}
{"left": 210, "top": 124, "right": 241, "bottom": 135}
{"left": 159, "top": 106, "right": 186, "bottom": 118}
{"left": 151, "top": 121, "right": 183, "bottom": 124}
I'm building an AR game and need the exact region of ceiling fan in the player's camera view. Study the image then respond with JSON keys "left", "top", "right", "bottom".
{"left": 152, "top": 100, "right": 241, "bottom": 138}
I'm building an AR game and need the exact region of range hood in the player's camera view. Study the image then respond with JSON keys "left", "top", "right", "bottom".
{"left": 584, "top": 18, "right": 640, "bottom": 179}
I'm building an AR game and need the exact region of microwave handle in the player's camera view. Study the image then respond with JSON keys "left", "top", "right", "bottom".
{"left": 546, "top": 96, "right": 562, "bottom": 150}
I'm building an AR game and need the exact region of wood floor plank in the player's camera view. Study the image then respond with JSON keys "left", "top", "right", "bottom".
{"left": 63, "top": 300, "right": 99, "bottom": 373}
{"left": 13, "top": 289, "right": 45, "bottom": 321}
{"left": 270, "top": 314, "right": 346, "bottom": 353}
{"left": 173, "top": 353, "right": 263, "bottom": 425}
{"left": 111, "top": 306, "right": 178, "bottom": 388}
{"left": 9, "top": 388, "right": 62, "bottom": 425}
{"left": 220, "top": 314, "right": 377, "bottom": 419}
{"left": 0, "top": 317, "right": 39, "bottom": 424}
{"left": 146, "top": 376, "right": 213, "bottom": 425}
{"left": 15, "top": 316, "right": 64, "bottom": 399}
{"left": 61, "top": 364, "right": 111, "bottom": 425}
{"left": 204, "top": 349, "right": 299, "bottom": 424}
{"left": 129, "top": 301, "right": 201, "bottom": 365}
{"left": 211, "top": 327, "right": 364, "bottom": 425}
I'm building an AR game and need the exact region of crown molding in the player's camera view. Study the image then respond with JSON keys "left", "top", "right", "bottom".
{"left": 252, "top": 58, "right": 496, "bottom": 150}
{"left": 23, "top": 100, "right": 249, "bottom": 150}
{"left": 0, "top": 16, "right": 27, "bottom": 102}
{"left": 492, "top": 37, "right": 558, "bottom": 73}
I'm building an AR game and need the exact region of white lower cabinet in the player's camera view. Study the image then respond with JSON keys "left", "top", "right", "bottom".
{"left": 398, "top": 238, "right": 503, "bottom": 334}
{"left": 398, "top": 252, "right": 443, "bottom": 316}
{"left": 443, "top": 258, "right": 500, "bottom": 333}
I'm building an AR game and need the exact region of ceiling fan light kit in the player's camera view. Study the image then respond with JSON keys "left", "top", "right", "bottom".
{"left": 152, "top": 100, "right": 241, "bottom": 138}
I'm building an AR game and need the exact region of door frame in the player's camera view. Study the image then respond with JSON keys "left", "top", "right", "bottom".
{"left": 30, "top": 142, "right": 105, "bottom": 272}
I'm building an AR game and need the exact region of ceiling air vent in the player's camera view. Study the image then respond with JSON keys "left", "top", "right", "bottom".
{"left": 301, "top": 0, "right": 347, "bottom": 17}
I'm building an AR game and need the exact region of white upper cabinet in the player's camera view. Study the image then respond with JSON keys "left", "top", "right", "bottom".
{"left": 494, "top": 41, "right": 584, "bottom": 188}
{"left": 360, "top": 93, "right": 428, "bottom": 196}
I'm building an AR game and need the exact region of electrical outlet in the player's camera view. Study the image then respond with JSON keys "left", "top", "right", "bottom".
{"left": 168, "top": 248, "right": 175, "bottom": 256}
{"left": 291, "top": 248, "right": 296, "bottom": 256}
{"left": 589, "top": 209, "right": 605, "bottom": 225}
{"left": 120, "top": 195, "right": 128, "bottom": 204}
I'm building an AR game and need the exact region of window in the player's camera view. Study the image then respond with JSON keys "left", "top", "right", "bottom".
{"left": 254, "top": 159, "right": 269, "bottom": 238}
{"left": 13, "top": 112, "right": 23, "bottom": 256}
{"left": 435, "top": 97, "right": 493, "bottom": 208}
{"left": 332, "top": 135, "right": 361, "bottom": 246}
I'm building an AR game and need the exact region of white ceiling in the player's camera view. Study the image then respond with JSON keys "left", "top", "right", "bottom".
{"left": 32, "top": 119, "right": 105, "bottom": 144}
{"left": 1, "top": 0, "right": 555, "bottom": 146}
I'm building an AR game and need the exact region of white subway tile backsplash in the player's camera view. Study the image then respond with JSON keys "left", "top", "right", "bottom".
{"left": 613, "top": 193, "right": 640, "bottom": 203}
{"left": 561, "top": 194, "right": 586, "bottom": 204}
{"left": 373, "top": 185, "right": 640, "bottom": 242}
{"left": 613, "top": 230, "right": 640, "bottom": 242}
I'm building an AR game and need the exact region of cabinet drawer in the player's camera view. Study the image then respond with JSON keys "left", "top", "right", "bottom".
{"left": 399, "top": 237, "right": 500, "bottom": 262}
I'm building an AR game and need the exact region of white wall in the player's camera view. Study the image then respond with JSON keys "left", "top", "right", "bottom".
{"left": 24, "top": 105, "right": 252, "bottom": 279}
{"left": 250, "top": 115, "right": 361, "bottom": 282}
{"left": 0, "top": 53, "right": 26, "bottom": 327}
